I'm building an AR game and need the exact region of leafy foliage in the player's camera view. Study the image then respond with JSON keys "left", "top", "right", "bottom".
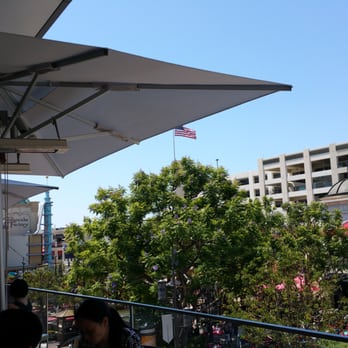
{"left": 63, "top": 157, "right": 348, "bottom": 342}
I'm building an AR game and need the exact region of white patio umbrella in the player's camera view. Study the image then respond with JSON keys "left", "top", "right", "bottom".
{"left": 0, "top": 31, "right": 291, "bottom": 309}
{"left": 0, "top": 31, "right": 292, "bottom": 177}
{"left": 0, "top": 0, "right": 71, "bottom": 38}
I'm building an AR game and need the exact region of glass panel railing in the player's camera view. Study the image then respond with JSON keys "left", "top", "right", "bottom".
{"left": 26, "top": 288, "right": 348, "bottom": 348}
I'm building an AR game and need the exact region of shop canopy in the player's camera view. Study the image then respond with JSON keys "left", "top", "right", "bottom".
{"left": 1, "top": 179, "right": 58, "bottom": 208}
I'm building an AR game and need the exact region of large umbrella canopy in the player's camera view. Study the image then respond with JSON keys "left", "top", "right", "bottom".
{"left": 0, "top": 32, "right": 291, "bottom": 177}
{"left": 1, "top": 179, "right": 58, "bottom": 208}
{"left": 0, "top": 0, "right": 71, "bottom": 38}
{"left": 0, "top": 29, "right": 291, "bottom": 310}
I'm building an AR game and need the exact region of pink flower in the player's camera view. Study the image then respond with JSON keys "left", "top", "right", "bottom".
{"left": 275, "top": 283, "right": 285, "bottom": 291}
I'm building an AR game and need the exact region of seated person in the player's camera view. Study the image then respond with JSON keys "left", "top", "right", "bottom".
{"left": 8, "top": 278, "right": 32, "bottom": 311}
{"left": 0, "top": 308, "right": 43, "bottom": 348}
{"left": 75, "top": 299, "right": 141, "bottom": 348}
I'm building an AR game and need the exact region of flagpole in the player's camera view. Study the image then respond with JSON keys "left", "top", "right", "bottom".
{"left": 172, "top": 130, "right": 176, "bottom": 161}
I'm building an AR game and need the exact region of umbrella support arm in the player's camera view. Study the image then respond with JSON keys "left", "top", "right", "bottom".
{"left": 0, "top": 48, "right": 108, "bottom": 83}
{"left": 1, "top": 73, "right": 39, "bottom": 139}
{"left": 18, "top": 88, "right": 108, "bottom": 139}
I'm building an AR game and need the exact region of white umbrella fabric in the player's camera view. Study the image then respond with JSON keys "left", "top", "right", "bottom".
{"left": 0, "top": 29, "right": 291, "bottom": 309}
{"left": 0, "top": 32, "right": 292, "bottom": 177}
{"left": 1, "top": 179, "right": 58, "bottom": 208}
{"left": 0, "top": 0, "right": 70, "bottom": 38}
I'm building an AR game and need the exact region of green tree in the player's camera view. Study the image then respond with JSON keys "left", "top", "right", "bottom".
{"left": 223, "top": 201, "right": 348, "bottom": 344}
{"left": 65, "top": 158, "right": 242, "bottom": 306}
{"left": 24, "top": 266, "right": 65, "bottom": 291}
{"left": 64, "top": 157, "right": 348, "bottom": 344}
{"left": 23, "top": 266, "right": 67, "bottom": 322}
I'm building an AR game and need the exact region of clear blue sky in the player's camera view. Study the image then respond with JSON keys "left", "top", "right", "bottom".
{"left": 13, "top": 1, "right": 348, "bottom": 227}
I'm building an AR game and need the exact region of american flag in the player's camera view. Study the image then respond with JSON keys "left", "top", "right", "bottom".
{"left": 174, "top": 126, "right": 197, "bottom": 139}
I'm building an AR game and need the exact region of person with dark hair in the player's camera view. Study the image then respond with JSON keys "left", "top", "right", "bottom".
{"left": 0, "top": 308, "right": 43, "bottom": 348}
{"left": 75, "top": 299, "right": 141, "bottom": 348}
{"left": 8, "top": 278, "right": 32, "bottom": 311}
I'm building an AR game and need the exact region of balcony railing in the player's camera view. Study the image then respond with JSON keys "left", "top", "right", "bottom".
{"left": 25, "top": 287, "right": 348, "bottom": 347}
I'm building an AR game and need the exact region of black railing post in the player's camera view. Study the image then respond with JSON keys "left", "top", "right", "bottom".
{"left": 129, "top": 304, "right": 135, "bottom": 329}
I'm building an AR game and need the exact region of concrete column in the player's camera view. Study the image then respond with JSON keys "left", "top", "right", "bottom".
{"left": 303, "top": 149, "right": 314, "bottom": 203}
{"left": 279, "top": 154, "right": 289, "bottom": 203}
{"left": 258, "top": 158, "right": 266, "bottom": 197}
{"left": 329, "top": 144, "right": 339, "bottom": 184}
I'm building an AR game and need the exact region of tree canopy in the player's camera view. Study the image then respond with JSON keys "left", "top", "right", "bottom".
{"left": 64, "top": 157, "right": 348, "bottom": 337}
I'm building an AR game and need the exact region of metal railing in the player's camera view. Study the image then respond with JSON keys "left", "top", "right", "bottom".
{"left": 28, "top": 287, "right": 348, "bottom": 347}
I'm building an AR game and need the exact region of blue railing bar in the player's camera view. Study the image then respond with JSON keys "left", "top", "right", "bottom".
{"left": 30, "top": 287, "right": 348, "bottom": 343}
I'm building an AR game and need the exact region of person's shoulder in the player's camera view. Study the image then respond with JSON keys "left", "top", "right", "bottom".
{"left": 10, "top": 300, "right": 31, "bottom": 311}
{"left": 8, "top": 303, "right": 19, "bottom": 310}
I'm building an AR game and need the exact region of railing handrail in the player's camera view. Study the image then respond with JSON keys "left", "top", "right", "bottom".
{"left": 30, "top": 287, "right": 348, "bottom": 343}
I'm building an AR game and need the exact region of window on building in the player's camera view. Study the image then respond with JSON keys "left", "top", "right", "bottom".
{"left": 296, "top": 198, "right": 307, "bottom": 204}
{"left": 336, "top": 143, "right": 348, "bottom": 151}
{"left": 311, "top": 159, "right": 331, "bottom": 172}
{"left": 263, "top": 158, "right": 279, "bottom": 166}
{"left": 238, "top": 177, "right": 249, "bottom": 185}
{"left": 290, "top": 180, "right": 306, "bottom": 191}
{"left": 286, "top": 153, "right": 303, "bottom": 161}
{"left": 339, "top": 173, "right": 348, "bottom": 181}
{"left": 273, "top": 185, "right": 282, "bottom": 194}
{"left": 312, "top": 175, "right": 332, "bottom": 188}
{"left": 337, "top": 155, "right": 348, "bottom": 168}
{"left": 254, "top": 188, "right": 260, "bottom": 196}
{"left": 287, "top": 163, "right": 305, "bottom": 175}
{"left": 274, "top": 200, "right": 282, "bottom": 208}
{"left": 253, "top": 176, "right": 259, "bottom": 183}
{"left": 310, "top": 148, "right": 328, "bottom": 156}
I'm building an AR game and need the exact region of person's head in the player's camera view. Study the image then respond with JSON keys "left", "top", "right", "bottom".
{"left": 10, "top": 278, "right": 29, "bottom": 298}
{"left": 75, "top": 299, "right": 126, "bottom": 346}
{"left": 0, "top": 309, "right": 42, "bottom": 348}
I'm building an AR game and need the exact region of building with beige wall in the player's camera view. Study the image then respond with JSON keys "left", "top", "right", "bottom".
{"left": 229, "top": 142, "right": 348, "bottom": 209}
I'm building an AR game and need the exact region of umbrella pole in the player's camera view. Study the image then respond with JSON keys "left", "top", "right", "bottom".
{"left": 0, "top": 177, "right": 7, "bottom": 310}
